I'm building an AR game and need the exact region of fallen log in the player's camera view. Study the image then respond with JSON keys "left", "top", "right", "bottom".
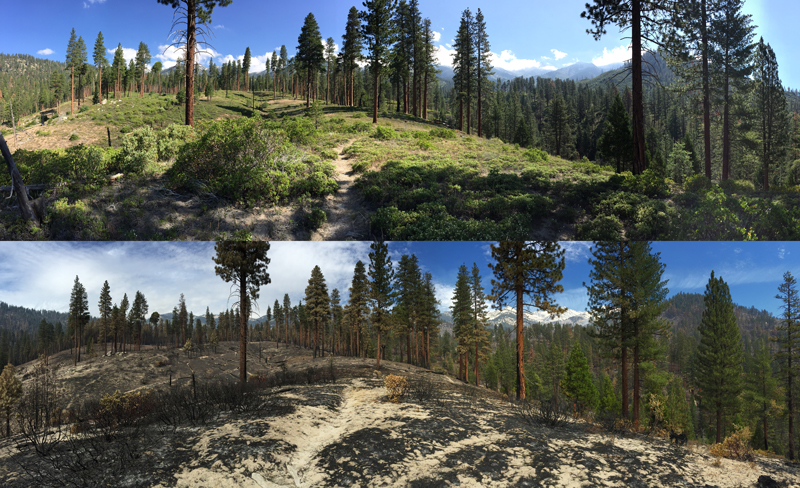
{"left": 0, "top": 133, "right": 39, "bottom": 224}
{"left": 0, "top": 184, "right": 47, "bottom": 192}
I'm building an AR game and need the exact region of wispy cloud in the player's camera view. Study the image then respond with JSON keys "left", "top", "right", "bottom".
{"left": 551, "top": 49, "right": 567, "bottom": 60}
{"left": 214, "top": 25, "right": 225, "bottom": 30}
{"left": 560, "top": 242, "right": 592, "bottom": 263}
{"left": 432, "top": 31, "right": 441, "bottom": 42}
{"left": 37, "top": 48, "right": 54, "bottom": 55}
{"left": 83, "top": 0, "right": 106, "bottom": 7}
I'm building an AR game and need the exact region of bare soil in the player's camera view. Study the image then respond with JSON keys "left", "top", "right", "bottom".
{"left": 2, "top": 345, "right": 799, "bottom": 487}
{"left": 311, "top": 139, "right": 370, "bottom": 241}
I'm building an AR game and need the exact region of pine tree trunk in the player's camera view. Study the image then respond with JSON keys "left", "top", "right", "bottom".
{"left": 702, "top": 0, "right": 712, "bottom": 179}
{"left": 790, "top": 349, "right": 795, "bottom": 459}
{"left": 475, "top": 340, "right": 479, "bottom": 386}
{"left": 633, "top": 342, "right": 640, "bottom": 429}
{"left": 722, "top": 71, "right": 730, "bottom": 180}
{"left": 621, "top": 345, "right": 629, "bottom": 419}
{"left": 631, "top": 0, "right": 646, "bottom": 175}
{"left": 71, "top": 67, "right": 74, "bottom": 115}
{"left": 516, "top": 281, "right": 525, "bottom": 400}
{"left": 372, "top": 68, "right": 379, "bottom": 124}
{"left": 423, "top": 71, "right": 428, "bottom": 120}
{"left": 185, "top": 0, "right": 197, "bottom": 127}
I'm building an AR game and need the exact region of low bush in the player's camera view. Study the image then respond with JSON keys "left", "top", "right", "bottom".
{"left": 45, "top": 198, "right": 108, "bottom": 240}
{"left": 305, "top": 207, "right": 327, "bottom": 230}
{"left": 119, "top": 126, "right": 157, "bottom": 174}
{"left": 155, "top": 123, "right": 195, "bottom": 161}
{"left": 516, "top": 396, "right": 571, "bottom": 428}
{"left": 384, "top": 374, "right": 409, "bottom": 402}
{"left": 709, "top": 425, "right": 755, "bottom": 461}
{"left": 69, "top": 133, "right": 80, "bottom": 141}
{"left": 373, "top": 125, "right": 396, "bottom": 140}
{"left": 523, "top": 147, "right": 549, "bottom": 163}
{"left": 168, "top": 117, "right": 337, "bottom": 206}
{"left": 429, "top": 127, "right": 456, "bottom": 139}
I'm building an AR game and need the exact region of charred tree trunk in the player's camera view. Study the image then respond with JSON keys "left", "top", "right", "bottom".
{"left": 0, "top": 134, "right": 39, "bottom": 224}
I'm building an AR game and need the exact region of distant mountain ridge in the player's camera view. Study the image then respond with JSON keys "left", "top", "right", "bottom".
{"left": 436, "top": 61, "right": 624, "bottom": 84}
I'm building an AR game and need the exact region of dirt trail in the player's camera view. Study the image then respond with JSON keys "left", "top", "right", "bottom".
{"left": 310, "top": 139, "right": 370, "bottom": 241}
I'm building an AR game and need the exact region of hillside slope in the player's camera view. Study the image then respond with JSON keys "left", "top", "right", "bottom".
{"left": 1, "top": 343, "right": 797, "bottom": 487}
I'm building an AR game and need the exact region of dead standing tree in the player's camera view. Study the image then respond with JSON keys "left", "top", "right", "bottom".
{"left": 0, "top": 133, "right": 39, "bottom": 225}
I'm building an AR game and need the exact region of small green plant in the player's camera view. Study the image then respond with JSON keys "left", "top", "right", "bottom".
{"left": 69, "top": 133, "right": 80, "bottom": 141}
{"left": 36, "top": 130, "right": 51, "bottom": 137}
{"left": 306, "top": 207, "right": 327, "bottom": 230}
{"left": 429, "top": 127, "right": 456, "bottom": 139}
{"left": 79, "top": 105, "right": 90, "bottom": 113}
{"left": 373, "top": 125, "right": 396, "bottom": 140}
{"left": 418, "top": 140, "right": 433, "bottom": 151}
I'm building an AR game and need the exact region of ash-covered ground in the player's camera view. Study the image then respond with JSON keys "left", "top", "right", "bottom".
{"left": 1, "top": 343, "right": 799, "bottom": 487}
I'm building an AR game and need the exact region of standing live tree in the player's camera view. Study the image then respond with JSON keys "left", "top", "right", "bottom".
{"left": 452, "top": 9, "right": 476, "bottom": 133}
{"left": 135, "top": 42, "right": 152, "bottom": 98}
{"left": 98, "top": 281, "right": 112, "bottom": 355}
{"left": 696, "top": 271, "right": 743, "bottom": 443}
{"left": 775, "top": 272, "right": 800, "bottom": 460}
{"left": 243, "top": 47, "right": 251, "bottom": 91}
{"left": 305, "top": 265, "right": 330, "bottom": 359}
{"left": 0, "top": 364, "right": 22, "bottom": 438}
{"left": 488, "top": 242, "right": 566, "bottom": 400}
{"left": 582, "top": 0, "right": 674, "bottom": 175}
{"left": 473, "top": 9, "right": 493, "bottom": 138}
{"left": 360, "top": 0, "right": 397, "bottom": 123}
{"left": 754, "top": 38, "right": 788, "bottom": 191}
{"left": 597, "top": 93, "right": 633, "bottom": 173}
{"left": 368, "top": 242, "right": 395, "bottom": 368}
{"left": 213, "top": 241, "right": 271, "bottom": 384}
{"left": 296, "top": 13, "right": 324, "bottom": 108}
{"left": 69, "top": 276, "right": 90, "bottom": 366}
{"left": 342, "top": 6, "right": 364, "bottom": 108}
{"left": 92, "top": 32, "right": 107, "bottom": 102}
{"left": 157, "top": 0, "right": 233, "bottom": 126}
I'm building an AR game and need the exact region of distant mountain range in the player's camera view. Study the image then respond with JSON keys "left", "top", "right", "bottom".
{"left": 436, "top": 61, "right": 624, "bottom": 85}
{"left": 438, "top": 306, "right": 591, "bottom": 334}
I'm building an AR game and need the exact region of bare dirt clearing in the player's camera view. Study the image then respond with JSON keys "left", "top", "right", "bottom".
{"left": 2, "top": 345, "right": 799, "bottom": 487}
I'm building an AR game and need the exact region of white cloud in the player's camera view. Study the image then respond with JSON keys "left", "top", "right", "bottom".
{"left": 214, "top": 25, "right": 225, "bottom": 30}
{"left": 37, "top": 48, "right": 54, "bottom": 55}
{"left": 107, "top": 46, "right": 139, "bottom": 65}
{"left": 432, "top": 31, "right": 441, "bottom": 42}
{"left": 83, "top": 0, "right": 106, "bottom": 7}
{"left": 779, "top": 247, "right": 786, "bottom": 259}
{"left": 592, "top": 44, "right": 631, "bottom": 66}
{"left": 551, "top": 49, "right": 567, "bottom": 60}
{"left": 435, "top": 283, "right": 455, "bottom": 312}
{"left": 445, "top": 43, "right": 452, "bottom": 49}
{"left": 434, "top": 44, "right": 456, "bottom": 67}
{"left": 541, "top": 55, "right": 550, "bottom": 60}
{"left": 154, "top": 44, "right": 220, "bottom": 70}
{"left": 489, "top": 50, "right": 545, "bottom": 71}
{"left": 560, "top": 242, "right": 592, "bottom": 263}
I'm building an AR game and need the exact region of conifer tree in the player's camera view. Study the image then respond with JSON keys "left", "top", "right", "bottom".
{"left": 324, "top": 37, "right": 336, "bottom": 104}
{"left": 92, "top": 32, "right": 107, "bottom": 102}
{"left": 710, "top": 0, "right": 753, "bottom": 181}
{"left": 489, "top": 242, "right": 566, "bottom": 400}
{"left": 279, "top": 45, "right": 288, "bottom": 96}
{"left": 451, "top": 264, "right": 473, "bottom": 382}
{"left": 213, "top": 242, "right": 271, "bottom": 384}
{"left": 347, "top": 260, "right": 370, "bottom": 357}
{"left": 98, "top": 280, "right": 112, "bottom": 355}
{"left": 754, "top": 38, "right": 788, "bottom": 191}
{"left": 273, "top": 299, "right": 282, "bottom": 344}
{"left": 65, "top": 28, "right": 85, "bottom": 115}
{"left": 473, "top": 9, "right": 493, "bottom": 138}
{"left": 598, "top": 93, "right": 632, "bottom": 173}
{"left": 421, "top": 18, "right": 438, "bottom": 120}
{"left": 153, "top": 61, "right": 163, "bottom": 94}
{"left": 342, "top": 7, "right": 364, "bottom": 107}
{"left": 112, "top": 44, "right": 125, "bottom": 99}
{"left": 0, "top": 363, "right": 22, "bottom": 437}
{"left": 111, "top": 304, "right": 122, "bottom": 352}
{"left": 157, "top": 0, "right": 232, "bottom": 125}
{"left": 69, "top": 276, "right": 89, "bottom": 365}
{"left": 419, "top": 272, "right": 439, "bottom": 368}
{"left": 452, "top": 9, "right": 476, "bottom": 133}
{"left": 330, "top": 288, "right": 342, "bottom": 355}
{"left": 360, "top": 0, "right": 397, "bottom": 123}
{"left": 271, "top": 51, "right": 278, "bottom": 98}
{"left": 775, "top": 271, "right": 800, "bottom": 459}
{"left": 563, "top": 343, "right": 598, "bottom": 414}
{"left": 745, "top": 339, "right": 779, "bottom": 452}
{"left": 547, "top": 92, "right": 572, "bottom": 157}
{"left": 469, "top": 263, "right": 490, "bottom": 386}
{"left": 305, "top": 265, "right": 330, "bottom": 359}
{"left": 243, "top": 47, "right": 251, "bottom": 91}
{"left": 368, "top": 242, "right": 394, "bottom": 368}
{"left": 135, "top": 42, "right": 151, "bottom": 98}
{"left": 178, "top": 294, "right": 187, "bottom": 346}
{"left": 696, "top": 271, "right": 743, "bottom": 443}
{"left": 582, "top": 0, "right": 673, "bottom": 174}
{"left": 129, "top": 291, "right": 148, "bottom": 351}
{"left": 283, "top": 294, "right": 291, "bottom": 345}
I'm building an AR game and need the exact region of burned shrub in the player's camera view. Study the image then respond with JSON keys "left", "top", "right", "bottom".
{"left": 516, "top": 396, "right": 571, "bottom": 428}
{"left": 384, "top": 375, "right": 409, "bottom": 402}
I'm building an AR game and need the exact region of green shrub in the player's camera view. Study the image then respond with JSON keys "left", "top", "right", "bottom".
{"left": 629, "top": 200, "right": 673, "bottom": 240}
{"left": 683, "top": 174, "right": 711, "bottom": 193}
{"left": 348, "top": 121, "right": 373, "bottom": 133}
{"left": 281, "top": 116, "right": 318, "bottom": 144}
{"left": 320, "top": 149, "right": 339, "bottom": 160}
{"left": 352, "top": 160, "right": 370, "bottom": 174}
{"left": 573, "top": 161, "right": 606, "bottom": 175}
{"left": 429, "top": 127, "right": 456, "bottom": 139}
{"left": 523, "top": 147, "right": 549, "bottom": 163}
{"left": 578, "top": 215, "right": 624, "bottom": 240}
{"left": 79, "top": 105, "right": 90, "bottom": 113}
{"left": 622, "top": 169, "right": 668, "bottom": 198}
{"left": 45, "top": 198, "right": 107, "bottom": 240}
{"left": 156, "top": 123, "right": 195, "bottom": 161}
{"left": 176, "top": 90, "right": 186, "bottom": 105}
{"left": 351, "top": 112, "right": 366, "bottom": 119}
{"left": 120, "top": 126, "right": 158, "bottom": 174}
{"left": 69, "top": 133, "right": 80, "bottom": 141}
{"left": 418, "top": 140, "right": 433, "bottom": 151}
{"left": 373, "top": 125, "right": 396, "bottom": 140}
{"left": 306, "top": 207, "right": 327, "bottom": 230}
{"left": 36, "top": 130, "right": 51, "bottom": 136}
{"left": 720, "top": 179, "right": 756, "bottom": 193}
{"left": 168, "top": 117, "right": 337, "bottom": 205}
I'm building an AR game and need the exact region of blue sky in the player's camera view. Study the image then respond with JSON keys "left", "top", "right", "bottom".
{"left": 5, "top": 0, "right": 798, "bottom": 87}
{"left": 0, "top": 242, "right": 796, "bottom": 320}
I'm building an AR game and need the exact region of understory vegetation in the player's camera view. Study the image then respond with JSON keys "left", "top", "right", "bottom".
{"left": 3, "top": 97, "right": 800, "bottom": 240}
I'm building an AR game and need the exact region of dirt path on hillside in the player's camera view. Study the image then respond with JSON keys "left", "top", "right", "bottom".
{"left": 310, "top": 139, "right": 370, "bottom": 241}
